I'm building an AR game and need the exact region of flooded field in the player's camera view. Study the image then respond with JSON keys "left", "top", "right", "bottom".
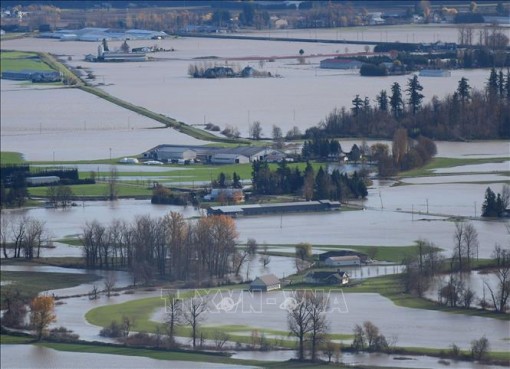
{"left": 151, "top": 291, "right": 509, "bottom": 351}
{"left": 1, "top": 24, "right": 509, "bottom": 369}
{"left": 0, "top": 345, "right": 253, "bottom": 369}
{"left": 1, "top": 27, "right": 500, "bottom": 147}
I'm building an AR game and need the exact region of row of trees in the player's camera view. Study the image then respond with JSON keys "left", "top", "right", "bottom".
{"left": 251, "top": 160, "right": 367, "bottom": 201}
{"left": 1, "top": 215, "right": 49, "bottom": 259}
{"left": 312, "top": 70, "right": 510, "bottom": 140}
{"left": 81, "top": 213, "right": 243, "bottom": 285}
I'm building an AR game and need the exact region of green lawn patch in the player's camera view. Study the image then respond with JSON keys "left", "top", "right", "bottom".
{"left": 0, "top": 51, "right": 53, "bottom": 72}
{"left": 0, "top": 334, "right": 34, "bottom": 344}
{"left": 401, "top": 156, "right": 509, "bottom": 177}
{"left": 0, "top": 151, "right": 25, "bottom": 165}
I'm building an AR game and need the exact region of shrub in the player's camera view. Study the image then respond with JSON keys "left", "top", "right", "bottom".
{"left": 48, "top": 327, "right": 79, "bottom": 342}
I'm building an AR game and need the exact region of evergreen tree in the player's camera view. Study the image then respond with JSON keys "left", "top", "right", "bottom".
{"left": 232, "top": 172, "right": 241, "bottom": 188}
{"left": 498, "top": 70, "right": 505, "bottom": 98}
{"left": 506, "top": 69, "right": 510, "bottom": 99}
{"left": 376, "top": 90, "right": 388, "bottom": 112}
{"left": 487, "top": 68, "right": 498, "bottom": 97}
{"left": 406, "top": 75, "right": 424, "bottom": 115}
{"left": 457, "top": 77, "right": 471, "bottom": 103}
{"left": 352, "top": 95, "right": 363, "bottom": 116}
{"left": 314, "top": 167, "right": 330, "bottom": 200}
{"left": 482, "top": 187, "right": 501, "bottom": 217}
{"left": 390, "top": 82, "right": 403, "bottom": 119}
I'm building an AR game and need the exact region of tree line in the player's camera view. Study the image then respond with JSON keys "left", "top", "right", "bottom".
{"left": 251, "top": 160, "right": 367, "bottom": 201}
{"left": 309, "top": 70, "right": 510, "bottom": 141}
{"left": 81, "top": 213, "right": 243, "bottom": 285}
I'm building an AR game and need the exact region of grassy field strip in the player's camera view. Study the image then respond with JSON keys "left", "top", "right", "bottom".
{"left": 0, "top": 151, "right": 25, "bottom": 164}
{"left": 401, "top": 156, "right": 509, "bottom": 177}
{"left": 0, "top": 51, "right": 54, "bottom": 72}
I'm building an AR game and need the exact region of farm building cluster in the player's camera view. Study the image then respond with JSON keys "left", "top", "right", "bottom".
{"left": 143, "top": 145, "right": 285, "bottom": 165}
{"left": 39, "top": 27, "right": 167, "bottom": 42}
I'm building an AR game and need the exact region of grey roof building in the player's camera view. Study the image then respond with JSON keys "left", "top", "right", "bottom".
{"left": 250, "top": 274, "right": 281, "bottom": 292}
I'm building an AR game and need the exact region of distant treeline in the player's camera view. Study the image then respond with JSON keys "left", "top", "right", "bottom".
{"left": 307, "top": 68, "right": 510, "bottom": 141}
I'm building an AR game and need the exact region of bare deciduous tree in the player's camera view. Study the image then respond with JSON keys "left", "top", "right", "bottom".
{"left": 249, "top": 121, "right": 263, "bottom": 140}
{"left": 183, "top": 296, "right": 208, "bottom": 348}
{"left": 165, "top": 291, "right": 182, "bottom": 344}
{"left": 287, "top": 290, "right": 312, "bottom": 361}
{"left": 103, "top": 273, "right": 116, "bottom": 298}
{"left": 484, "top": 263, "right": 510, "bottom": 313}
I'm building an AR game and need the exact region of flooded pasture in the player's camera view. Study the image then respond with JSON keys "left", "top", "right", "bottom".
{"left": 1, "top": 29, "right": 501, "bottom": 142}
{"left": 151, "top": 291, "right": 509, "bottom": 351}
{"left": 1, "top": 25, "right": 510, "bottom": 369}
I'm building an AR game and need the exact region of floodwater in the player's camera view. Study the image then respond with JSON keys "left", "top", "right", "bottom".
{"left": 0, "top": 345, "right": 255, "bottom": 369}
{"left": 0, "top": 80, "right": 208, "bottom": 161}
{"left": 1, "top": 25, "right": 510, "bottom": 368}
{"left": 233, "top": 350, "right": 509, "bottom": 369}
{"left": 234, "top": 210, "right": 508, "bottom": 259}
{"left": 1, "top": 28, "right": 503, "bottom": 152}
{"left": 150, "top": 291, "right": 510, "bottom": 352}
{"left": 0, "top": 264, "right": 132, "bottom": 297}
{"left": 2, "top": 199, "right": 202, "bottom": 240}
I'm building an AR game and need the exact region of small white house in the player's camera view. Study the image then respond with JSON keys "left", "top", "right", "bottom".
{"left": 324, "top": 255, "right": 361, "bottom": 267}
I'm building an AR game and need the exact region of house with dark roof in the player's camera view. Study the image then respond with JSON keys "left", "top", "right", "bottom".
{"left": 304, "top": 271, "right": 350, "bottom": 285}
{"left": 319, "top": 250, "right": 368, "bottom": 263}
{"left": 249, "top": 274, "right": 281, "bottom": 292}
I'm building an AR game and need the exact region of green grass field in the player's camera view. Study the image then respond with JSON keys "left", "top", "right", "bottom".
{"left": 0, "top": 51, "right": 54, "bottom": 72}
{"left": 0, "top": 151, "right": 25, "bottom": 164}
{"left": 401, "top": 156, "right": 509, "bottom": 177}
{"left": 27, "top": 161, "right": 330, "bottom": 198}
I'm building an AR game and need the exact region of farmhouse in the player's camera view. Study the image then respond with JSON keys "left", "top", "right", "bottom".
{"left": 249, "top": 274, "right": 281, "bottom": 292}
{"left": 324, "top": 255, "right": 361, "bottom": 267}
{"left": 304, "top": 271, "right": 350, "bottom": 285}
